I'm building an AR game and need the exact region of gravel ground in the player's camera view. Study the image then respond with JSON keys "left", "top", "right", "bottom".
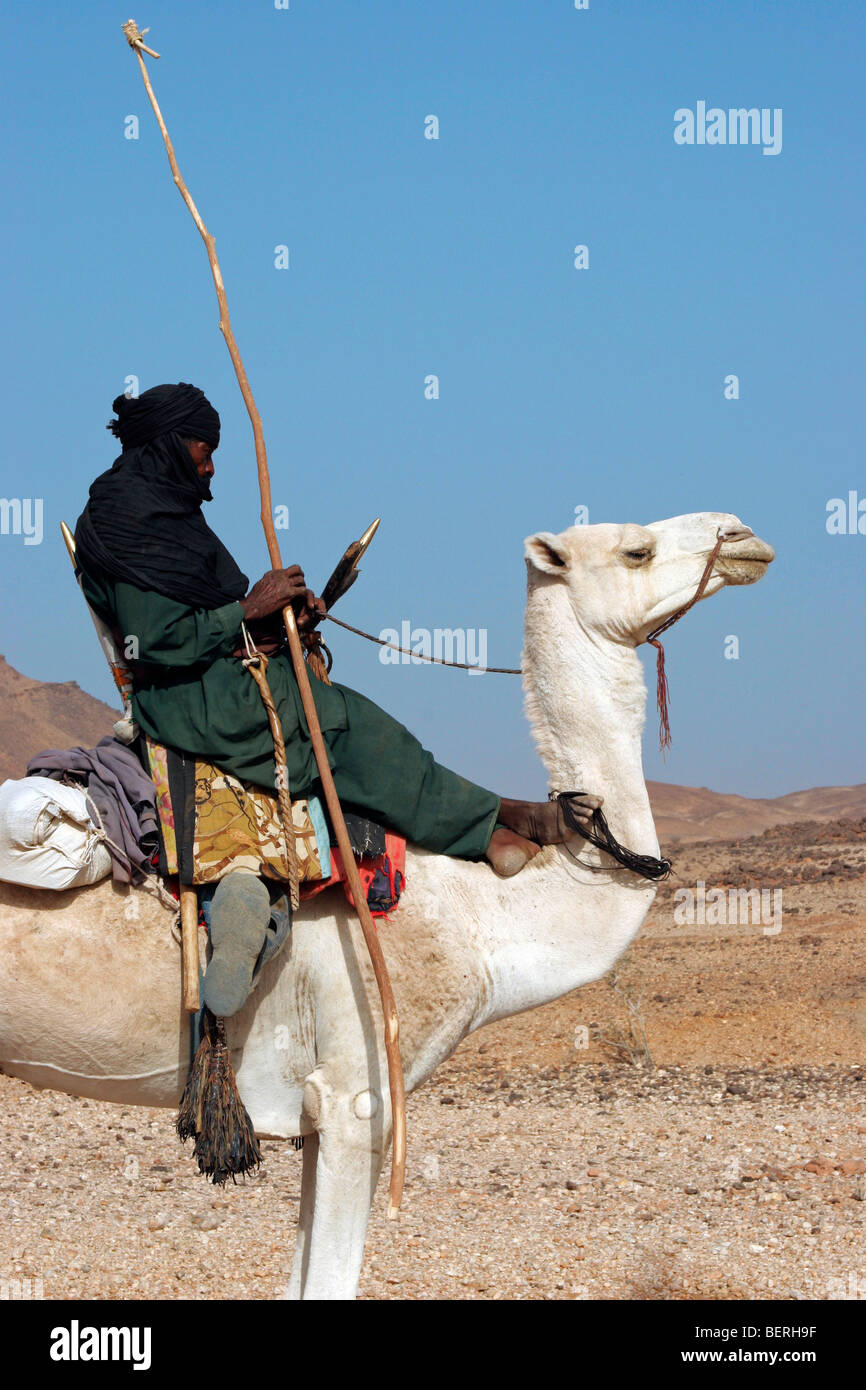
{"left": 1, "top": 818, "right": 864, "bottom": 1301}
{"left": 1, "top": 1061, "right": 863, "bottom": 1301}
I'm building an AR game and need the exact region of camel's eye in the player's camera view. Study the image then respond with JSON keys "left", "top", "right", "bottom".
{"left": 622, "top": 548, "right": 652, "bottom": 564}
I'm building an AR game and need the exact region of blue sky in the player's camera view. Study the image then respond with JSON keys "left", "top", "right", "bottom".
{"left": 1, "top": 0, "right": 863, "bottom": 799}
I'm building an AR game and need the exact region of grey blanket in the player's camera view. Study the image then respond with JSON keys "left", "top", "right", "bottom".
{"left": 27, "top": 737, "right": 159, "bottom": 885}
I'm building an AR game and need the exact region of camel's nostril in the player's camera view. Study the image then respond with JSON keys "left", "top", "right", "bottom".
{"left": 718, "top": 526, "right": 754, "bottom": 542}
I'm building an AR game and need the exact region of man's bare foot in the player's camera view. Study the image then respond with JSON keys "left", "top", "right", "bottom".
{"left": 485, "top": 827, "right": 543, "bottom": 878}
{"left": 486, "top": 794, "right": 604, "bottom": 877}
{"left": 497, "top": 793, "right": 603, "bottom": 845}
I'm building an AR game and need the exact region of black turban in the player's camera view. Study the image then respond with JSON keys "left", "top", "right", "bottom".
{"left": 74, "top": 383, "right": 249, "bottom": 611}
{"left": 107, "top": 382, "right": 221, "bottom": 450}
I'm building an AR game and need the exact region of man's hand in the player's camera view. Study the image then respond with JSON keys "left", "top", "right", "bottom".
{"left": 240, "top": 566, "right": 307, "bottom": 621}
{"left": 240, "top": 566, "right": 326, "bottom": 631}
{"left": 295, "top": 591, "right": 327, "bottom": 632}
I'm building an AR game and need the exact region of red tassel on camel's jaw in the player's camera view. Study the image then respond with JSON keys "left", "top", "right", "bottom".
{"left": 648, "top": 638, "right": 672, "bottom": 753}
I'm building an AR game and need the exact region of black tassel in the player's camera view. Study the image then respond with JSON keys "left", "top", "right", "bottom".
{"left": 176, "top": 1007, "right": 262, "bottom": 1185}
{"left": 553, "top": 792, "right": 672, "bottom": 882}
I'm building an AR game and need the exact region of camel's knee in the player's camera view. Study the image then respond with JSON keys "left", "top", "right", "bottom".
{"left": 351, "top": 1088, "right": 379, "bottom": 1120}
{"left": 302, "top": 1071, "right": 386, "bottom": 1140}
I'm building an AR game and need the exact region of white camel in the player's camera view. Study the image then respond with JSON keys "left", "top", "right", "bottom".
{"left": 0, "top": 511, "right": 773, "bottom": 1300}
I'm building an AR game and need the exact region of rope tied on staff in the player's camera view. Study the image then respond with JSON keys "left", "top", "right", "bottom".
{"left": 121, "top": 19, "right": 159, "bottom": 59}
{"left": 241, "top": 626, "right": 300, "bottom": 910}
{"left": 122, "top": 17, "right": 406, "bottom": 1216}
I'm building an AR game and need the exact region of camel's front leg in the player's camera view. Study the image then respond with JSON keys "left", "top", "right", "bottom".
{"left": 288, "top": 1071, "right": 387, "bottom": 1301}
{"left": 285, "top": 1130, "right": 319, "bottom": 1300}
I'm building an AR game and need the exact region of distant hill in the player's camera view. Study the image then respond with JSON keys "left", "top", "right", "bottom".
{"left": 0, "top": 655, "right": 863, "bottom": 845}
{"left": 0, "top": 655, "right": 120, "bottom": 782}
{"left": 646, "top": 779, "right": 866, "bottom": 844}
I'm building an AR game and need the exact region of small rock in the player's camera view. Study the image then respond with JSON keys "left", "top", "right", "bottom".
{"left": 190, "top": 1211, "right": 224, "bottom": 1231}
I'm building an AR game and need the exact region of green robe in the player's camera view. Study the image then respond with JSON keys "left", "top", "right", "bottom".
{"left": 80, "top": 571, "right": 500, "bottom": 859}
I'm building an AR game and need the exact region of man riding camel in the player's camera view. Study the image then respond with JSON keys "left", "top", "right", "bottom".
{"left": 74, "top": 383, "right": 601, "bottom": 1015}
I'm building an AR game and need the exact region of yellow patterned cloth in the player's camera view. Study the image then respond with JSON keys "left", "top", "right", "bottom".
{"left": 145, "top": 739, "right": 177, "bottom": 870}
{"left": 145, "top": 737, "right": 326, "bottom": 886}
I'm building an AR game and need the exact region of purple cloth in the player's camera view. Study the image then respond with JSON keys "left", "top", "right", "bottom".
{"left": 26, "top": 737, "right": 158, "bottom": 885}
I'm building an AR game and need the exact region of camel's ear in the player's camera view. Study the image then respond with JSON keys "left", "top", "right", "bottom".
{"left": 524, "top": 532, "right": 570, "bottom": 576}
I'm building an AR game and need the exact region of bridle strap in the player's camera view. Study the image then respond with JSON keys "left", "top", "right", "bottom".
{"left": 643, "top": 532, "right": 726, "bottom": 753}
{"left": 323, "top": 530, "right": 728, "bottom": 754}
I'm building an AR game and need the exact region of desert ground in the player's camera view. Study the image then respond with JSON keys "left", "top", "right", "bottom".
{"left": 1, "top": 814, "right": 864, "bottom": 1301}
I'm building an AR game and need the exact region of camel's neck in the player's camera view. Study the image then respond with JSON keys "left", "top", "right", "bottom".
{"left": 521, "top": 580, "right": 658, "bottom": 856}
{"left": 449, "top": 581, "right": 662, "bottom": 1036}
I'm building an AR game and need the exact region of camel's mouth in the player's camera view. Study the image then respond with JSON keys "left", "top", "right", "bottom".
{"left": 715, "top": 537, "right": 775, "bottom": 585}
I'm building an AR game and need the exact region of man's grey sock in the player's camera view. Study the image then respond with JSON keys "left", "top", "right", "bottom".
{"left": 201, "top": 871, "right": 272, "bottom": 1017}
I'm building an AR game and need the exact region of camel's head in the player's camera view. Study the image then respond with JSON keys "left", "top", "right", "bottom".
{"left": 524, "top": 512, "right": 774, "bottom": 645}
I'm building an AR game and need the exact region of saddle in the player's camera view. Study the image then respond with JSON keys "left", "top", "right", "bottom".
{"left": 145, "top": 737, "right": 406, "bottom": 917}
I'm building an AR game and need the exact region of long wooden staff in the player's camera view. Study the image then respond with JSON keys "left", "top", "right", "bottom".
{"left": 121, "top": 20, "right": 406, "bottom": 1216}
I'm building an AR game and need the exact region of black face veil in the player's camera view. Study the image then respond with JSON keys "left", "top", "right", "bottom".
{"left": 74, "top": 383, "right": 249, "bottom": 610}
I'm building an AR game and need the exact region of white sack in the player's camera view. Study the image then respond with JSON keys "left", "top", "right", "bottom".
{"left": 0, "top": 777, "right": 112, "bottom": 890}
